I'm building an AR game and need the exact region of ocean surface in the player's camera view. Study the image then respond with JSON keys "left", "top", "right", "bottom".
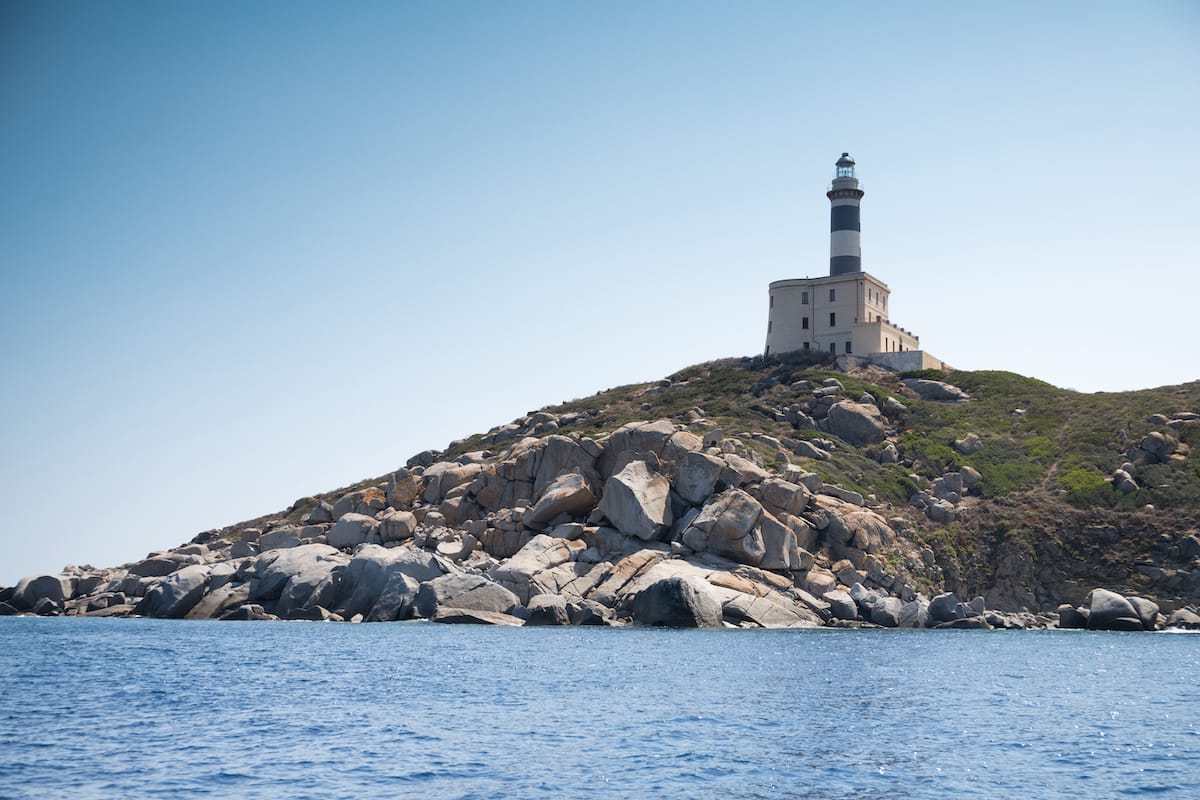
{"left": 1, "top": 618, "right": 1197, "bottom": 799}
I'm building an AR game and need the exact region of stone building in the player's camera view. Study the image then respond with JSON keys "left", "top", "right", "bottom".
{"left": 764, "top": 153, "right": 946, "bottom": 372}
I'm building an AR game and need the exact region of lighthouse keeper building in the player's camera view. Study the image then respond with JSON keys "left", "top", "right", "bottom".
{"left": 764, "top": 153, "right": 945, "bottom": 372}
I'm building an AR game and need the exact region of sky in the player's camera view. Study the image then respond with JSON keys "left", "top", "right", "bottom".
{"left": 2, "top": 0, "right": 1198, "bottom": 585}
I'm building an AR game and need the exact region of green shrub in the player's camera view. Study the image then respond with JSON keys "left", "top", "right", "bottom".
{"left": 1058, "top": 467, "right": 1113, "bottom": 507}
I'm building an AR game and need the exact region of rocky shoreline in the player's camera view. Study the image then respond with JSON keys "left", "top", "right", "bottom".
{"left": 4, "top": 372, "right": 1199, "bottom": 631}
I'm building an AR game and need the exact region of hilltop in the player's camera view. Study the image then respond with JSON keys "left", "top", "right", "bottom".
{"left": 3, "top": 353, "right": 1199, "bottom": 630}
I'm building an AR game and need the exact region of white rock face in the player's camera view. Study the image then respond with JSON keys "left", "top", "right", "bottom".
{"left": 598, "top": 461, "right": 672, "bottom": 541}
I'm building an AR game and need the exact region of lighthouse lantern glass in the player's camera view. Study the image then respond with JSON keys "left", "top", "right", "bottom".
{"left": 837, "top": 163, "right": 854, "bottom": 179}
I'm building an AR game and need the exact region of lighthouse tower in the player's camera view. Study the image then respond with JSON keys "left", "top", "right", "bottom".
{"left": 827, "top": 152, "right": 864, "bottom": 275}
{"left": 763, "top": 153, "right": 943, "bottom": 371}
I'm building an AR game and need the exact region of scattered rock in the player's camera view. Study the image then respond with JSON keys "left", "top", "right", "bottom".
{"left": 953, "top": 434, "right": 984, "bottom": 455}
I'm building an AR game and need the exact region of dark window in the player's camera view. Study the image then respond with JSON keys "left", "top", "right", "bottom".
{"left": 829, "top": 343, "right": 836, "bottom": 353}
{"left": 802, "top": 291, "right": 809, "bottom": 304}
{"left": 829, "top": 312, "right": 836, "bottom": 327}
{"left": 802, "top": 342, "right": 810, "bottom": 351}
{"left": 767, "top": 321, "right": 773, "bottom": 333}
{"left": 829, "top": 288, "right": 836, "bottom": 302}
{"left": 770, "top": 295, "right": 774, "bottom": 308}
{"left": 876, "top": 314, "right": 881, "bottom": 322}
{"left": 845, "top": 341, "right": 852, "bottom": 354}
{"left": 802, "top": 316, "right": 809, "bottom": 330}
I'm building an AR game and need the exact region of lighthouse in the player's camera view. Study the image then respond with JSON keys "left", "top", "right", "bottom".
{"left": 828, "top": 152, "right": 864, "bottom": 276}
{"left": 763, "top": 153, "right": 944, "bottom": 371}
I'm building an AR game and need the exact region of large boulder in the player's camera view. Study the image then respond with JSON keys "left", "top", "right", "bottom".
{"left": 823, "top": 589, "right": 858, "bottom": 621}
{"left": 129, "top": 556, "right": 187, "bottom": 578}
{"left": 414, "top": 574, "right": 520, "bottom": 619}
{"left": 1165, "top": 608, "right": 1200, "bottom": 630}
{"left": 186, "top": 583, "right": 251, "bottom": 620}
{"left": 366, "top": 572, "right": 422, "bottom": 622}
{"left": 598, "top": 461, "right": 672, "bottom": 541}
{"left": 674, "top": 451, "right": 725, "bottom": 505}
{"left": 928, "top": 592, "right": 960, "bottom": 624}
{"left": 597, "top": 420, "right": 677, "bottom": 478}
{"left": 10, "top": 574, "right": 73, "bottom": 612}
{"left": 378, "top": 510, "right": 418, "bottom": 544}
{"left": 681, "top": 489, "right": 765, "bottom": 567}
{"left": 631, "top": 576, "right": 723, "bottom": 628}
{"left": 757, "top": 511, "right": 803, "bottom": 571}
{"left": 1126, "top": 596, "right": 1160, "bottom": 631}
{"left": 898, "top": 599, "right": 929, "bottom": 629}
{"left": 526, "top": 594, "right": 571, "bottom": 626}
{"left": 901, "top": 379, "right": 970, "bottom": 403}
{"left": 1085, "top": 588, "right": 1145, "bottom": 631}
{"left": 337, "top": 545, "right": 445, "bottom": 619}
{"left": 259, "top": 527, "right": 302, "bottom": 551}
{"left": 135, "top": 565, "right": 210, "bottom": 619}
{"left": 327, "top": 513, "right": 378, "bottom": 549}
{"left": 386, "top": 468, "right": 422, "bottom": 508}
{"left": 420, "top": 462, "right": 484, "bottom": 505}
{"left": 250, "top": 544, "right": 349, "bottom": 614}
{"left": 869, "top": 596, "right": 903, "bottom": 628}
{"left": 826, "top": 401, "right": 888, "bottom": 446}
{"left": 759, "top": 478, "right": 811, "bottom": 518}
{"left": 1057, "top": 604, "right": 1088, "bottom": 629}
{"left": 523, "top": 472, "right": 597, "bottom": 529}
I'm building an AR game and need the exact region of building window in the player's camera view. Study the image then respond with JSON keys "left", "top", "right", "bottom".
{"left": 802, "top": 291, "right": 809, "bottom": 304}
{"left": 802, "top": 342, "right": 810, "bottom": 351}
{"left": 876, "top": 314, "right": 881, "bottom": 322}
{"left": 829, "top": 312, "right": 836, "bottom": 327}
{"left": 802, "top": 316, "right": 809, "bottom": 330}
{"left": 767, "top": 321, "right": 773, "bottom": 333}
{"left": 845, "top": 341, "right": 852, "bottom": 354}
{"left": 829, "top": 288, "right": 836, "bottom": 302}
{"left": 770, "top": 295, "right": 774, "bottom": 308}
{"left": 829, "top": 343, "right": 836, "bottom": 353}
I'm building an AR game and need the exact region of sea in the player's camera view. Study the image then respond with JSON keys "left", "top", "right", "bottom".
{"left": 0, "top": 618, "right": 1197, "bottom": 800}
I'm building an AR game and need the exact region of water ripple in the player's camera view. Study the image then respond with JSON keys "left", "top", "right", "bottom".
{"left": 1, "top": 619, "right": 1199, "bottom": 799}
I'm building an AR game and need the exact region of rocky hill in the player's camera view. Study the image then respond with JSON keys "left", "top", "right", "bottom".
{"left": 4, "top": 352, "right": 1199, "bottom": 631}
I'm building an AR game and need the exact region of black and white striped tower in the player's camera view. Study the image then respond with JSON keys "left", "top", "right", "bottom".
{"left": 827, "top": 152, "right": 864, "bottom": 276}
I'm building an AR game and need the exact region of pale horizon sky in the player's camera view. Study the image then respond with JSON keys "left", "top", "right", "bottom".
{"left": 3, "top": 1, "right": 1198, "bottom": 585}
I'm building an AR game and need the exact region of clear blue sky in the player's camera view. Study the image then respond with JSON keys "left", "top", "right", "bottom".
{"left": 2, "top": 0, "right": 1198, "bottom": 584}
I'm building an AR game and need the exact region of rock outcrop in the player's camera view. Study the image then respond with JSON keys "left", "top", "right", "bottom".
{"left": 7, "top": 355, "right": 1193, "bottom": 633}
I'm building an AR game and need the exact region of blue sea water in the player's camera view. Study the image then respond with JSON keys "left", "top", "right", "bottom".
{"left": 0, "top": 618, "right": 1198, "bottom": 799}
